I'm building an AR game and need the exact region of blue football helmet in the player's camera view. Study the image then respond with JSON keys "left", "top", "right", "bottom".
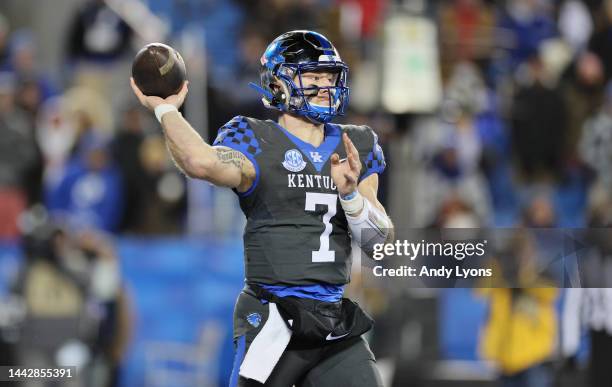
{"left": 249, "top": 30, "right": 349, "bottom": 124}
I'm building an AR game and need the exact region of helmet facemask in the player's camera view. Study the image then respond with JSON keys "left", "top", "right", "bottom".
{"left": 268, "top": 62, "right": 349, "bottom": 124}
{"left": 262, "top": 62, "right": 349, "bottom": 124}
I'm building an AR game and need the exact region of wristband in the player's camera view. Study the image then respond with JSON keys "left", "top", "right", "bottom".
{"left": 340, "top": 190, "right": 358, "bottom": 201}
{"left": 154, "top": 104, "right": 178, "bottom": 123}
{"left": 339, "top": 190, "right": 365, "bottom": 216}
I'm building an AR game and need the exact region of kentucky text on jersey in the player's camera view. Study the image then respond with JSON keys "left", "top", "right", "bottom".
{"left": 288, "top": 173, "right": 337, "bottom": 191}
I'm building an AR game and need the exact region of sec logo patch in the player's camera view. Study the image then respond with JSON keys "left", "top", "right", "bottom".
{"left": 282, "top": 149, "right": 307, "bottom": 172}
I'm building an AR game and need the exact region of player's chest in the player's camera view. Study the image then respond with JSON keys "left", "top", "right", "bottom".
{"left": 258, "top": 142, "right": 346, "bottom": 199}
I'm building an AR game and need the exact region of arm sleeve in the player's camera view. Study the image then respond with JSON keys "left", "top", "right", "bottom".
{"left": 358, "top": 127, "right": 386, "bottom": 182}
{"left": 212, "top": 116, "right": 262, "bottom": 196}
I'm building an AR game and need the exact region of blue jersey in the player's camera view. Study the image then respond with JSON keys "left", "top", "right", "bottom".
{"left": 214, "top": 116, "right": 386, "bottom": 287}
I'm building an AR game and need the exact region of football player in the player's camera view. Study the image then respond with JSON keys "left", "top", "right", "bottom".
{"left": 131, "top": 30, "right": 392, "bottom": 387}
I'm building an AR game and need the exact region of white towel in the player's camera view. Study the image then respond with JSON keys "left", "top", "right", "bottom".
{"left": 240, "top": 302, "right": 292, "bottom": 383}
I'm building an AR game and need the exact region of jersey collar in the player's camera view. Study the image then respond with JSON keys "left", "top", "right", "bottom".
{"left": 271, "top": 121, "right": 341, "bottom": 172}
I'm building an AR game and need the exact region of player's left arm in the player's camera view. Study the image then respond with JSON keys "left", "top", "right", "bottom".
{"left": 331, "top": 132, "right": 394, "bottom": 247}
{"left": 357, "top": 173, "right": 395, "bottom": 243}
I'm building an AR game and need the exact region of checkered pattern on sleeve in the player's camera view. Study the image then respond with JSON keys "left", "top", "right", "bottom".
{"left": 213, "top": 116, "right": 262, "bottom": 157}
{"left": 364, "top": 132, "right": 386, "bottom": 176}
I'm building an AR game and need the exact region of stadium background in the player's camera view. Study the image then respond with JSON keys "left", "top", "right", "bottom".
{"left": 0, "top": 0, "right": 610, "bottom": 386}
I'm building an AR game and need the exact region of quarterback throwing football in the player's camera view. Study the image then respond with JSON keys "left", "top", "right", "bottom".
{"left": 131, "top": 30, "right": 392, "bottom": 387}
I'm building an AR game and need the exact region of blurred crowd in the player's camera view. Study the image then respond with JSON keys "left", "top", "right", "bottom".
{"left": 0, "top": 0, "right": 611, "bottom": 386}
{"left": 0, "top": 0, "right": 609, "bottom": 239}
{"left": 0, "top": 0, "right": 190, "bottom": 239}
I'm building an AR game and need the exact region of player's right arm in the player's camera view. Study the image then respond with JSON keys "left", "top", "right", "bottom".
{"left": 130, "top": 78, "right": 255, "bottom": 192}
{"left": 160, "top": 110, "right": 255, "bottom": 190}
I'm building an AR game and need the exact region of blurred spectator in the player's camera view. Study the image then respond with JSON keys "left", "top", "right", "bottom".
{"left": 65, "top": 0, "right": 134, "bottom": 99}
{"left": 72, "top": 230, "right": 130, "bottom": 387}
{"left": 563, "top": 190, "right": 612, "bottom": 387}
{"left": 476, "top": 91, "right": 517, "bottom": 225}
{"left": 7, "top": 30, "right": 54, "bottom": 203}
{"left": 36, "top": 96, "right": 77, "bottom": 188}
{"left": 491, "top": 0, "right": 557, "bottom": 84}
{"left": 511, "top": 55, "right": 567, "bottom": 181}
{"left": 13, "top": 209, "right": 129, "bottom": 387}
{"left": 558, "top": 0, "right": 593, "bottom": 53}
{"left": 111, "top": 105, "right": 150, "bottom": 233}
{"left": 579, "top": 81, "right": 612, "bottom": 192}
{"left": 207, "top": 24, "right": 276, "bottom": 144}
{"left": 16, "top": 76, "right": 44, "bottom": 121}
{"left": 588, "top": 0, "right": 612, "bottom": 80}
{"left": 520, "top": 193, "right": 569, "bottom": 279}
{"left": 560, "top": 51, "right": 605, "bottom": 162}
{"left": 66, "top": 0, "right": 132, "bottom": 64}
{"left": 16, "top": 79, "right": 45, "bottom": 205}
{"left": 479, "top": 286, "right": 558, "bottom": 387}
{"left": 9, "top": 29, "right": 56, "bottom": 103}
{"left": 433, "top": 194, "right": 481, "bottom": 228}
{"left": 46, "top": 133, "right": 123, "bottom": 233}
{"left": 62, "top": 87, "right": 114, "bottom": 139}
{"left": 438, "top": 0, "right": 496, "bottom": 80}
{"left": 0, "top": 72, "right": 39, "bottom": 238}
{"left": 111, "top": 104, "right": 186, "bottom": 235}
{"left": 479, "top": 230, "right": 558, "bottom": 387}
{"left": 563, "top": 287, "right": 612, "bottom": 387}
{"left": 133, "top": 135, "right": 187, "bottom": 234}
{"left": 412, "top": 62, "right": 492, "bottom": 225}
{"left": 584, "top": 182, "right": 612, "bottom": 227}
{"left": 522, "top": 192, "right": 557, "bottom": 228}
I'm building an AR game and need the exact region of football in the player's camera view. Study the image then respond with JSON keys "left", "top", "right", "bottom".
{"left": 131, "top": 43, "right": 186, "bottom": 99}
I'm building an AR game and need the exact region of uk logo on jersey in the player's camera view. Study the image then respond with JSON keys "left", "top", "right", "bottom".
{"left": 310, "top": 151, "right": 323, "bottom": 163}
{"left": 246, "top": 312, "right": 262, "bottom": 328}
{"left": 282, "top": 149, "right": 307, "bottom": 172}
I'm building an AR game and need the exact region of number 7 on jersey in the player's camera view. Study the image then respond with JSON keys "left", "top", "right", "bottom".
{"left": 304, "top": 192, "right": 337, "bottom": 262}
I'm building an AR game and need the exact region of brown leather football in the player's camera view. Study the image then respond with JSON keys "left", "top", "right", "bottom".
{"left": 132, "top": 43, "right": 186, "bottom": 98}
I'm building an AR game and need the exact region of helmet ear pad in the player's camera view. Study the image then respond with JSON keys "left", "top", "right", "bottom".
{"left": 270, "top": 76, "right": 291, "bottom": 108}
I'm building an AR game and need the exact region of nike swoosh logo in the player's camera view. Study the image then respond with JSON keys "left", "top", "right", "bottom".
{"left": 326, "top": 332, "right": 350, "bottom": 341}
